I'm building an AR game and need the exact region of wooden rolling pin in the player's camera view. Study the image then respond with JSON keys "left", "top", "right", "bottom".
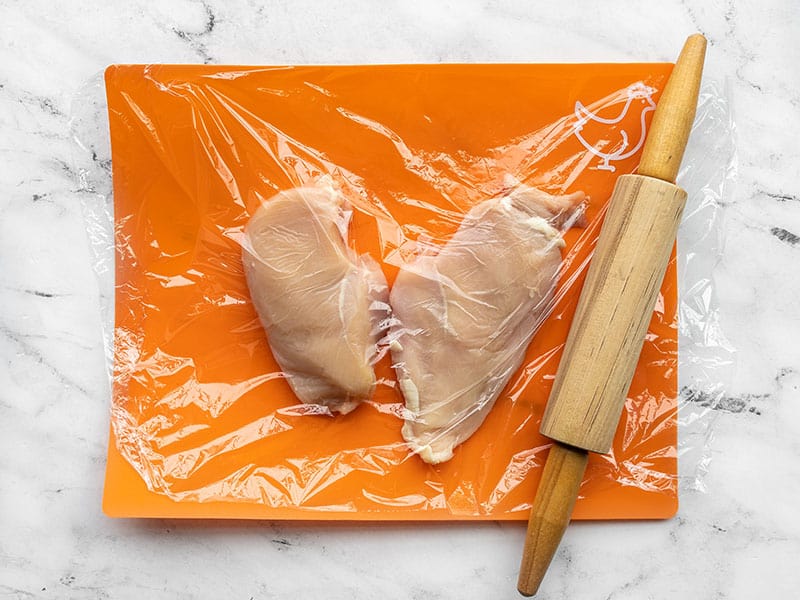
{"left": 517, "top": 34, "right": 707, "bottom": 596}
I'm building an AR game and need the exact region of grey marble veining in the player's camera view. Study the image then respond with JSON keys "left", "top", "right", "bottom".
{"left": 1, "top": 1, "right": 799, "bottom": 598}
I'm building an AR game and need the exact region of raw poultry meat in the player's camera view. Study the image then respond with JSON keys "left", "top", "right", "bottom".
{"left": 243, "top": 186, "right": 388, "bottom": 414}
{"left": 390, "top": 186, "right": 585, "bottom": 463}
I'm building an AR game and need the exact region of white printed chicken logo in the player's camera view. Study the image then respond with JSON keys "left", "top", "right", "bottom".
{"left": 573, "top": 83, "right": 656, "bottom": 172}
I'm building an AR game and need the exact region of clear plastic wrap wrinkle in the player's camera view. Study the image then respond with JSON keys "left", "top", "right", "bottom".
{"left": 71, "top": 64, "right": 735, "bottom": 520}
{"left": 676, "top": 80, "right": 737, "bottom": 494}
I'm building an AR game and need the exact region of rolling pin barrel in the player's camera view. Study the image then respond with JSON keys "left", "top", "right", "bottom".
{"left": 539, "top": 175, "right": 687, "bottom": 452}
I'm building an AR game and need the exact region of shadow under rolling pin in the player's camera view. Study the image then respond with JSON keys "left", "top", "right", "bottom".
{"left": 517, "top": 33, "right": 707, "bottom": 597}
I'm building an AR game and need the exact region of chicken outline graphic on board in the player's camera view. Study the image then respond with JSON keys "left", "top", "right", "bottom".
{"left": 573, "top": 82, "right": 657, "bottom": 172}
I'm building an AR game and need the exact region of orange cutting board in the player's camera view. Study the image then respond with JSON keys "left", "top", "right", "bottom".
{"left": 103, "top": 63, "right": 678, "bottom": 520}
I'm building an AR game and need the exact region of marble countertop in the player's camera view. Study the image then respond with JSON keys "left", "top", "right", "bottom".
{"left": 2, "top": 1, "right": 798, "bottom": 598}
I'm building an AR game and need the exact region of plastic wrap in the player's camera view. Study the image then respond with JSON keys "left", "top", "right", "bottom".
{"left": 71, "top": 64, "right": 735, "bottom": 519}
{"left": 675, "top": 81, "right": 737, "bottom": 493}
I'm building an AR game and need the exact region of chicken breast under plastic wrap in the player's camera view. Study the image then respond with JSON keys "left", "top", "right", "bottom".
{"left": 390, "top": 186, "right": 585, "bottom": 463}
{"left": 243, "top": 186, "right": 389, "bottom": 415}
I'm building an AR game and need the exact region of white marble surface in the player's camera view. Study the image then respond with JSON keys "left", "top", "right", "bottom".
{"left": 1, "top": 1, "right": 799, "bottom": 598}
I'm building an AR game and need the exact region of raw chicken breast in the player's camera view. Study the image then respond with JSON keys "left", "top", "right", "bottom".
{"left": 243, "top": 186, "right": 388, "bottom": 414}
{"left": 390, "top": 186, "right": 585, "bottom": 463}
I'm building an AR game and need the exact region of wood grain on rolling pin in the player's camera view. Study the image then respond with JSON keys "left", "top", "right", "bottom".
{"left": 539, "top": 175, "right": 687, "bottom": 453}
